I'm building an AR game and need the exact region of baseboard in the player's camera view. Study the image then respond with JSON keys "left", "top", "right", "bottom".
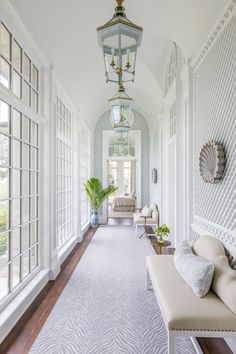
{"left": 58, "top": 234, "right": 81, "bottom": 265}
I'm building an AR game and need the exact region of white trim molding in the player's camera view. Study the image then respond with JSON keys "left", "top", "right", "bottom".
{"left": 192, "top": 216, "right": 236, "bottom": 245}
{"left": 191, "top": 0, "right": 236, "bottom": 72}
{"left": 191, "top": 217, "right": 236, "bottom": 270}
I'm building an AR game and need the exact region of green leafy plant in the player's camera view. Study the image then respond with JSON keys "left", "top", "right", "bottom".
{"left": 84, "top": 178, "right": 117, "bottom": 211}
{"left": 0, "top": 207, "right": 7, "bottom": 233}
{"left": 0, "top": 233, "right": 7, "bottom": 256}
{"left": 154, "top": 224, "right": 170, "bottom": 242}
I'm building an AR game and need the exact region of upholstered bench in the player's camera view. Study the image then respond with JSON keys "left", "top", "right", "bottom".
{"left": 146, "top": 235, "right": 236, "bottom": 354}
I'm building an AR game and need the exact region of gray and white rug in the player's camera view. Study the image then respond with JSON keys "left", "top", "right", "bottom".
{"left": 30, "top": 226, "right": 196, "bottom": 354}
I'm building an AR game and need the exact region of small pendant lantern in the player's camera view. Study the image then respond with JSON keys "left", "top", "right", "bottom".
{"left": 108, "top": 83, "right": 134, "bottom": 131}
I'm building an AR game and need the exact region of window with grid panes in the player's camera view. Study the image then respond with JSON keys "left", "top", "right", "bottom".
{"left": 0, "top": 100, "right": 39, "bottom": 303}
{"left": 169, "top": 101, "right": 176, "bottom": 138}
{"left": 56, "top": 98, "right": 73, "bottom": 249}
{"left": 80, "top": 128, "right": 89, "bottom": 227}
{"left": 0, "top": 22, "right": 39, "bottom": 113}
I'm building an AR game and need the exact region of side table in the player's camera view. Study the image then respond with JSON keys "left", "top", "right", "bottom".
{"left": 149, "top": 239, "right": 171, "bottom": 254}
{"left": 138, "top": 215, "right": 148, "bottom": 239}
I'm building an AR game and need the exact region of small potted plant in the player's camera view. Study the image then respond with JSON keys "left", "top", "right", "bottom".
{"left": 154, "top": 224, "right": 170, "bottom": 243}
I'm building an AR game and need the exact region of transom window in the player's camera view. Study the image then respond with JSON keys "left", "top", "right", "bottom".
{"left": 108, "top": 133, "right": 135, "bottom": 157}
{"left": 56, "top": 98, "right": 73, "bottom": 249}
{"left": 0, "top": 100, "right": 39, "bottom": 303}
{"left": 0, "top": 22, "right": 39, "bottom": 113}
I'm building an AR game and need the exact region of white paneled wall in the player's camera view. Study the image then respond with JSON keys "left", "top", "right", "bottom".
{"left": 192, "top": 4, "right": 236, "bottom": 350}
{"left": 192, "top": 3, "right": 236, "bottom": 246}
{"left": 150, "top": 3, "right": 236, "bottom": 350}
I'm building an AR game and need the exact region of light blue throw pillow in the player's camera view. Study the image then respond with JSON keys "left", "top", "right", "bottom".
{"left": 174, "top": 241, "right": 215, "bottom": 298}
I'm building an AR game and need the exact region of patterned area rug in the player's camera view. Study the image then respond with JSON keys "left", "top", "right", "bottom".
{"left": 30, "top": 226, "right": 196, "bottom": 354}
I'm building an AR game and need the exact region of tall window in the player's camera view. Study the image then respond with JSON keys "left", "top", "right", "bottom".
{"left": 0, "top": 101, "right": 39, "bottom": 303}
{"left": 170, "top": 101, "right": 176, "bottom": 138}
{"left": 80, "top": 127, "right": 89, "bottom": 228}
{"left": 0, "top": 23, "right": 39, "bottom": 112}
{"left": 108, "top": 161, "right": 118, "bottom": 194}
{"left": 123, "top": 161, "right": 132, "bottom": 195}
{"left": 56, "top": 98, "right": 73, "bottom": 249}
{"left": 0, "top": 23, "right": 40, "bottom": 304}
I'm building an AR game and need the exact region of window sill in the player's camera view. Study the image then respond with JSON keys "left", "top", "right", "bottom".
{"left": 0, "top": 269, "right": 49, "bottom": 344}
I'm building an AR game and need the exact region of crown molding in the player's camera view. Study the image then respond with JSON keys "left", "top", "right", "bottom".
{"left": 191, "top": 0, "right": 236, "bottom": 72}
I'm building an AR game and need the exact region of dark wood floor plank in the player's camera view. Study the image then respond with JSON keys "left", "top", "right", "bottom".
{"left": 197, "top": 338, "right": 233, "bottom": 354}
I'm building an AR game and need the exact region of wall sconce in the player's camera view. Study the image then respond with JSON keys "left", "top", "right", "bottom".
{"left": 152, "top": 168, "right": 158, "bottom": 183}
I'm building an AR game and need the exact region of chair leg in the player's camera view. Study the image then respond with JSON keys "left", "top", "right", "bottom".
{"left": 168, "top": 331, "right": 175, "bottom": 354}
{"left": 146, "top": 268, "right": 152, "bottom": 290}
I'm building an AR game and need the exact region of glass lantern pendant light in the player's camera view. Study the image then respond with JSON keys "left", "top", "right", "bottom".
{"left": 108, "top": 83, "right": 134, "bottom": 131}
{"left": 97, "top": 0, "right": 143, "bottom": 85}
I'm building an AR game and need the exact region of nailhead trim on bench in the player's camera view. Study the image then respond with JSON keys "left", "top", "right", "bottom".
{"left": 171, "top": 328, "right": 235, "bottom": 332}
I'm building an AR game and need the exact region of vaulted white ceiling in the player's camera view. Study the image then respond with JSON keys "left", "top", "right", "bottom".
{"left": 10, "top": 0, "right": 228, "bottom": 128}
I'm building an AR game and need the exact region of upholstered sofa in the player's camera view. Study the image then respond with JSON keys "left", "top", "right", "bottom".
{"left": 133, "top": 203, "right": 159, "bottom": 234}
{"left": 146, "top": 235, "right": 236, "bottom": 354}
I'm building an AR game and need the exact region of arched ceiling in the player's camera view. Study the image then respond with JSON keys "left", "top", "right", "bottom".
{"left": 9, "top": 0, "right": 228, "bottom": 128}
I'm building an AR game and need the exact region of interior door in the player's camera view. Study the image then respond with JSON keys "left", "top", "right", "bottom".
{"left": 108, "top": 160, "right": 133, "bottom": 196}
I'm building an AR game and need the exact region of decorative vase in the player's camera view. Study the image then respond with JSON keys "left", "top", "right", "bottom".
{"left": 91, "top": 210, "right": 98, "bottom": 228}
{"left": 158, "top": 235, "right": 164, "bottom": 243}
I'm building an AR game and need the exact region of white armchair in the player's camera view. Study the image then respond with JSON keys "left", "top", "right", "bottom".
{"left": 133, "top": 203, "right": 159, "bottom": 234}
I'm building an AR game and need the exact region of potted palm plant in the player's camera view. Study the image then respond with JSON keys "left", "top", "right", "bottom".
{"left": 154, "top": 224, "right": 170, "bottom": 243}
{"left": 84, "top": 178, "right": 117, "bottom": 228}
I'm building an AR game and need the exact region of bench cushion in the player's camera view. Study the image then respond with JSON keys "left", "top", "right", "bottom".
{"left": 192, "top": 235, "right": 236, "bottom": 315}
{"left": 174, "top": 241, "right": 214, "bottom": 297}
{"left": 147, "top": 255, "right": 236, "bottom": 332}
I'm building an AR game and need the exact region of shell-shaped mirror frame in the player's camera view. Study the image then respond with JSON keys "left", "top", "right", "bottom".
{"left": 199, "top": 140, "right": 225, "bottom": 184}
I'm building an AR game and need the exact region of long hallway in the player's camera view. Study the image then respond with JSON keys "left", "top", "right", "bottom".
{"left": 0, "top": 0, "right": 235, "bottom": 353}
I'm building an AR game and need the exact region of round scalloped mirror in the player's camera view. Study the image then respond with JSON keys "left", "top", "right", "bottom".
{"left": 199, "top": 140, "right": 225, "bottom": 184}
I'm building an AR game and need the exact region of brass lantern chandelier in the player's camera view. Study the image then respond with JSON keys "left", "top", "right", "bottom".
{"left": 97, "top": 0, "right": 143, "bottom": 85}
{"left": 97, "top": 0, "right": 143, "bottom": 131}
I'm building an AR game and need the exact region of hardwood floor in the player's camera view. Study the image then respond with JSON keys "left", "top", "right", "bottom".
{"left": 0, "top": 221, "right": 233, "bottom": 354}
{"left": 197, "top": 338, "right": 233, "bottom": 354}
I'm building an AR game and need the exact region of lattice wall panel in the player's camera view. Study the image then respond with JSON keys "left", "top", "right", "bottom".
{"left": 193, "top": 12, "right": 236, "bottom": 241}
{"left": 94, "top": 110, "right": 150, "bottom": 207}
